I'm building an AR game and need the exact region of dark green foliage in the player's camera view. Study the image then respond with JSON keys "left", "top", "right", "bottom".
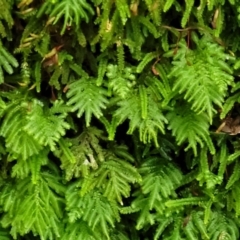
{"left": 0, "top": 0, "right": 240, "bottom": 239}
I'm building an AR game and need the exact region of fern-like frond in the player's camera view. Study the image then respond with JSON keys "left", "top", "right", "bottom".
{"left": 116, "top": 0, "right": 130, "bottom": 25}
{"left": 228, "top": 148, "right": 240, "bottom": 165}
{"left": 67, "top": 77, "right": 109, "bottom": 127}
{"left": 167, "top": 103, "right": 215, "bottom": 156}
{"left": 154, "top": 217, "right": 173, "bottom": 240}
{"left": 122, "top": 156, "right": 183, "bottom": 231}
{"left": 181, "top": 0, "right": 194, "bottom": 27}
{"left": 46, "top": 51, "right": 88, "bottom": 90}
{"left": 213, "top": 6, "right": 224, "bottom": 37}
{"left": 11, "top": 149, "right": 48, "bottom": 184}
{"left": 62, "top": 220, "right": 100, "bottom": 240}
{"left": 106, "top": 64, "right": 136, "bottom": 98}
{"left": 138, "top": 16, "right": 159, "bottom": 38}
{"left": 37, "top": 0, "right": 94, "bottom": 35}
{"left": 0, "top": 98, "right": 43, "bottom": 160}
{"left": 126, "top": 17, "right": 144, "bottom": 59}
{"left": 139, "top": 157, "right": 183, "bottom": 210}
{"left": 227, "top": 184, "right": 240, "bottom": 216}
{"left": 216, "top": 143, "right": 228, "bottom": 183}
{"left": 163, "top": 0, "right": 175, "bottom": 12}
{"left": 136, "top": 51, "right": 158, "bottom": 73}
{"left": 165, "top": 197, "right": 207, "bottom": 208}
{"left": 81, "top": 152, "right": 141, "bottom": 204}
{"left": 169, "top": 37, "right": 234, "bottom": 121}
{"left": 23, "top": 100, "right": 71, "bottom": 151}
{"left": 221, "top": 92, "right": 240, "bottom": 119}
{"left": 114, "top": 87, "right": 167, "bottom": 147}
{"left": 0, "top": 95, "right": 67, "bottom": 161}
{"left": 0, "top": 167, "right": 65, "bottom": 239}
{"left": 207, "top": 211, "right": 239, "bottom": 240}
{"left": 54, "top": 127, "right": 105, "bottom": 180}
{"left": 0, "top": 0, "right": 14, "bottom": 38}
{"left": 122, "top": 192, "right": 155, "bottom": 229}
{"left": 145, "top": 69, "right": 172, "bottom": 106}
{"left": 196, "top": 147, "right": 222, "bottom": 189}
{"left": 226, "top": 161, "right": 240, "bottom": 189}
{"left": 66, "top": 183, "right": 120, "bottom": 240}
{"left": 96, "top": 58, "right": 108, "bottom": 86}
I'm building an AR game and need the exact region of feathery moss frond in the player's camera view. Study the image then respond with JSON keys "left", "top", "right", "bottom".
{"left": 0, "top": 167, "right": 65, "bottom": 239}
{"left": 67, "top": 77, "right": 109, "bottom": 127}
{"left": 106, "top": 64, "right": 136, "bottom": 98}
{"left": 0, "top": 0, "right": 14, "bottom": 38}
{"left": 66, "top": 183, "right": 120, "bottom": 240}
{"left": 62, "top": 220, "right": 100, "bottom": 240}
{"left": 0, "top": 97, "right": 43, "bottom": 160}
{"left": 169, "top": 36, "right": 234, "bottom": 121}
{"left": 11, "top": 149, "right": 48, "bottom": 183}
{"left": 23, "top": 100, "right": 71, "bottom": 151}
{"left": 167, "top": 103, "right": 215, "bottom": 156}
{"left": 54, "top": 127, "right": 105, "bottom": 180}
{"left": 114, "top": 87, "right": 167, "bottom": 146}
{"left": 0, "top": 0, "right": 240, "bottom": 239}
{"left": 81, "top": 152, "right": 141, "bottom": 204}
{"left": 140, "top": 157, "right": 183, "bottom": 209}
{"left": 37, "top": 0, "right": 94, "bottom": 35}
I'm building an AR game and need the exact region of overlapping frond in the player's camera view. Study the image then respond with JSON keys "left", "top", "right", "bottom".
{"left": 0, "top": 97, "right": 43, "bottom": 160}
{"left": 169, "top": 36, "right": 234, "bottom": 121}
{"left": 0, "top": 0, "right": 239, "bottom": 239}
{"left": 81, "top": 152, "right": 141, "bottom": 204}
{"left": 0, "top": 165, "right": 66, "bottom": 239}
{"left": 121, "top": 156, "right": 183, "bottom": 230}
{"left": 167, "top": 103, "right": 215, "bottom": 156}
{"left": 67, "top": 78, "right": 109, "bottom": 127}
{"left": 66, "top": 182, "right": 120, "bottom": 240}
{"left": 24, "top": 100, "right": 71, "bottom": 151}
{"left": 114, "top": 86, "right": 168, "bottom": 146}
{"left": 54, "top": 127, "right": 105, "bottom": 180}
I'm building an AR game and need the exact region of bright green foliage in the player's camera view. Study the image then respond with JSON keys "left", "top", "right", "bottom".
{"left": 226, "top": 161, "right": 240, "bottom": 189}
{"left": 122, "top": 157, "right": 183, "bottom": 231}
{"left": 106, "top": 64, "right": 136, "bottom": 98}
{"left": 11, "top": 149, "right": 49, "bottom": 183}
{"left": 24, "top": 100, "right": 71, "bottom": 151}
{"left": 0, "top": 95, "right": 43, "bottom": 160}
{"left": 221, "top": 81, "right": 240, "bottom": 118}
{"left": 0, "top": 0, "right": 14, "bottom": 38}
{"left": 66, "top": 182, "right": 120, "bottom": 240}
{"left": 67, "top": 78, "right": 109, "bottom": 127}
{"left": 62, "top": 220, "right": 99, "bottom": 240}
{"left": 0, "top": 164, "right": 65, "bottom": 239}
{"left": 207, "top": 211, "right": 239, "bottom": 240}
{"left": 114, "top": 87, "right": 168, "bottom": 147}
{"left": 0, "top": 44, "right": 18, "bottom": 83}
{"left": 0, "top": 95, "right": 70, "bottom": 159}
{"left": 169, "top": 36, "right": 234, "bottom": 121}
{"left": 54, "top": 127, "right": 105, "bottom": 180}
{"left": 1, "top": 0, "right": 240, "bottom": 239}
{"left": 80, "top": 152, "right": 141, "bottom": 204}
{"left": 167, "top": 104, "right": 215, "bottom": 155}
